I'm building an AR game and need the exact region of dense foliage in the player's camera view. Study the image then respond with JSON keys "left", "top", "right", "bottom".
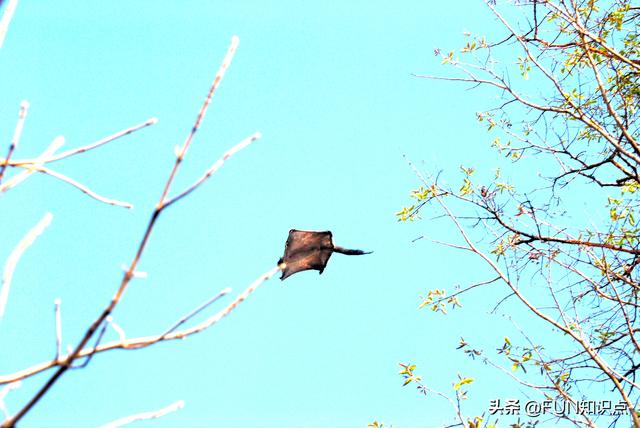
{"left": 398, "top": 1, "right": 640, "bottom": 427}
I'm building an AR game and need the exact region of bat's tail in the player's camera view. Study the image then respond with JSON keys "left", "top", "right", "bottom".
{"left": 333, "top": 246, "right": 373, "bottom": 256}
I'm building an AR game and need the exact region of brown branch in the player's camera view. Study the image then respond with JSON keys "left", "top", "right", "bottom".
{"left": 164, "top": 132, "right": 261, "bottom": 209}
{"left": 423, "top": 277, "right": 501, "bottom": 307}
{"left": 42, "top": 117, "right": 157, "bottom": 164}
{"left": 548, "top": 1, "right": 640, "bottom": 73}
{"left": 7, "top": 117, "right": 157, "bottom": 168}
{"left": 159, "top": 36, "right": 239, "bottom": 204}
{"left": 423, "top": 174, "right": 640, "bottom": 425}
{"left": 158, "top": 287, "right": 231, "bottom": 339}
{"left": 41, "top": 166, "right": 133, "bottom": 208}
{"left": 0, "top": 136, "right": 64, "bottom": 193}
{"left": 0, "top": 101, "right": 29, "bottom": 184}
{"left": 1, "top": 35, "right": 245, "bottom": 428}
{"left": 478, "top": 1, "right": 640, "bottom": 168}
{"left": 581, "top": 41, "right": 640, "bottom": 156}
{"left": 0, "top": 134, "right": 136, "bottom": 209}
{"left": 488, "top": 207, "right": 640, "bottom": 256}
{"left": 1, "top": 118, "right": 157, "bottom": 205}
{"left": 0, "top": 266, "right": 281, "bottom": 385}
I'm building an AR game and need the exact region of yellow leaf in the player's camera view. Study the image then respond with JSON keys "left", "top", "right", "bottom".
{"left": 454, "top": 377, "right": 474, "bottom": 390}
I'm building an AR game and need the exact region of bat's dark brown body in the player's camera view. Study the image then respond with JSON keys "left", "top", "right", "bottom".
{"left": 278, "top": 229, "right": 371, "bottom": 280}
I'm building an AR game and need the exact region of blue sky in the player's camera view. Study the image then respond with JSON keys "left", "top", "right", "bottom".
{"left": 0, "top": 1, "right": 593, "bottom": 427}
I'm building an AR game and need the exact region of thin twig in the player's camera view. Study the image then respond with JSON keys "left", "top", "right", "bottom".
{"left": 0, "top": 101, "right": 29, "bottom": 184}
{"left": 160, "top": 287, "right": 231, "bottom": 338}
{"left": 164, "top": 132, "right": 262, "bottom": 209}
{"left": 42, "top": 118, "right": 158, "bottom": 164}
{"left": 0, "top": 267, "right": 281, "bottom": 384}
{"left": 73, "top": 317, "right": 110, "bottom": 369}
{"left": 54, "top": 299, "right": 61, "bottom": 362}
{"left": 0, "top": 382, "right": 20, "bottom": 420}
{"left": 109, "top": 317, "right": 126, "bottom": 342}
{"left": 99, "top": 400, "right": 184, "bottom": 428}
{"left": 0, "top": 213, "right": 52, "bottom": 319}
{"left": 1, "top": 119, "right": 155, "bottom": 201}
{"left": 174, "top": 266, "right": 280, "bottom": 337}
{"left": 0, "top": 35, "right": 245, "bottom": 427}
{"left": 3, "top": 136, "right": 135, "bottom": 213}
{"left": 425, "top": 277, "right": 501, "bottom": 307}
{"left": 0, "top": 0, "right": 18, "bottom": 49}
{"left": 0, "top": 136, "right": 64, "bottom": 192}
{"left": 30, "top": 166, "right": 133, "bottom": 209}
{"left": 159, "top": 35, "right": 240, "bottom": 203}
{"left": 425, "top": 237, "right": 472, "bottom": 252}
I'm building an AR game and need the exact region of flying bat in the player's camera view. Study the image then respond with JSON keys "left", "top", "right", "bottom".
{"left": 278, "top": 229, "right": 372, "bottom": 280}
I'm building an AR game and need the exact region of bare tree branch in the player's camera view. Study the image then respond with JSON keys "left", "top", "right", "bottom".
{"left": 0, "top": 35, "right": 256, "bottom": 427}
{"left": 0, "top": 213, "right": 52, "bottom": 320}
{"left": 99, "top": 400, "right": 184, "bottom": 428}
{"left": 0, "top": 267, "right": 280, "bottom": 384}
{"left": 0, "top": 101, "right": 29, "bottom": 184}
{"left": 0, "top": 0, "right": 18, "bottom": 49}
